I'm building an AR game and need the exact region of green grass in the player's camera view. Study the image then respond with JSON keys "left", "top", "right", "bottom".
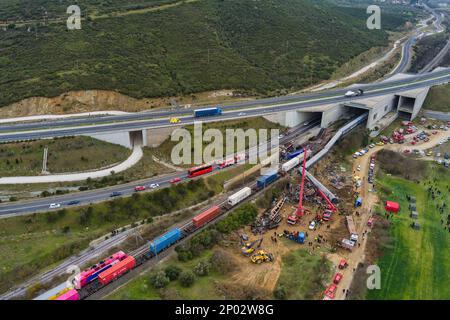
{"left": 152, "top": 117, "right": 286, "bottom": 165}
{"left": 0, "top": 136, "right": 131, "bottom": 176}
{"left": 275, "top": 247, "right": 333, "bottom": 300}
{"left": 368, "top": 166, "right": 450, "bottom": 299}
{"left": 0, "top": 0, "right": 409, "bottom": 108}
{"left": 423, "top": 83, "right": 450, "bottom": 112}
{"left": 106, "top": 250, "right": 225, "bottom": 300}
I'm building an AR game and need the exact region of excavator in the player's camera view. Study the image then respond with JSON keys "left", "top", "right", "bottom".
{"left": 241, "top": 238, "right": 263, "bottom": 256}
{"left": 251, "top": 250, "right": 274, "bottom": 264}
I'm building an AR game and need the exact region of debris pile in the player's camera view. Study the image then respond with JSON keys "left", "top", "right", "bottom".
{"left": 251, "top": 197, "right": 284, "bottom": 234}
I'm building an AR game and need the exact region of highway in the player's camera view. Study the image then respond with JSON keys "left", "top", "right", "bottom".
{"left": 1, "top": 69, "right": 450, "bottom": 143}
{"left": 0, "top": 120, "right": 319, "bottom": 217}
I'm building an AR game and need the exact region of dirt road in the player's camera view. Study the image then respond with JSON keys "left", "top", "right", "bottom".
{"left": 333, "top": 128, "right": 448, "bottom": 300}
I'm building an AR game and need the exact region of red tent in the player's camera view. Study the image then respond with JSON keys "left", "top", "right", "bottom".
{"left": 385, "top": 201, "right": 399, "bottom": 213}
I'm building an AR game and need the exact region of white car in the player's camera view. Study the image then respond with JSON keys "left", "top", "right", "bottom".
{"left": 149, "top": 183, "right": 160, "bottom": 189}
{"left": 238, "top": 112, "right": 246, "bottom": 116}
{"left": 49, "top": 203, "right": 61, "bottom": 209}
{"left": 357, "top": 165, "right": 361, "bottom": 171}
{"left": 309, "top": 221, "right": 316, "bottom": 230}
{"left": 344, "top": 89, "right": 363, "bottom": 97}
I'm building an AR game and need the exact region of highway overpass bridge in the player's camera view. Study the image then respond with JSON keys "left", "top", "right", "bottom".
{"left": 0, "top": 68, "right": 449, "bottom": 149}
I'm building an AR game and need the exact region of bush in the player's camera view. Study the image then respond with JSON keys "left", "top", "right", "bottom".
{"left": 193, "top": 261, "right": 211, "bottom": 277}
{"left": 209, "top": 249, "right": 238, "bottom": 275}
{"left": 273, "top": 285, "right": 287, "bottom": 300}
{"left": 164, "top": 265, "right": 181, "bottom": 281}
{"left": 179, "top": 271, "right": 195, "bottom": 287}
{"left": 149, "top": 271, "right": 170, "bottom": 289}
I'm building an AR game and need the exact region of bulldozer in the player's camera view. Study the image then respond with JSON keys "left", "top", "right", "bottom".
{"left": 250, "top": 250, "right": 274, "bottom": 264}
{"left": 241, "top": 238, "right": 263, "bottom": 256}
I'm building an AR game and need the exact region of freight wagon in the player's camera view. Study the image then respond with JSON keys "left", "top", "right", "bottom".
{"left": 194, "top": 107, "right": 222, "bottom": 118}
{"left": 98, "top": 256, "right": 136, "bottom": 285}
{"left": 150, "top": 228, "right": 182, "bottom": 255}
{"left": 256, "top": 171, "right": 278, "bottom": 189}
{"left": 227, "top": 187, "right": 252, "bottom": 207}
{"left": 281, "top": 156, "right": 301, "bottom": 172}
{"left": 192, "top": 206, "right": 221, "bottom": 228}
{"left": 188, "top": 164, "right": 213, "bottom": 178}
{"left": 55, "top": 289, "right": 79, "bottom": 301}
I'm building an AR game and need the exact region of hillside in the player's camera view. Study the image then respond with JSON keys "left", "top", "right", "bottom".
{"left": 0, "top": 0, "right": 412, "bottom": 107}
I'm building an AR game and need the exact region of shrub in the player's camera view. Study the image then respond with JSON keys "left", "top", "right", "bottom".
{"left": 164, "top": 265, "right": 182, "bottom": 281}
{"left": 273, "top": 285, "right": 287, "bottom": 300}
{"left": 193, "top": 261, "right": 211, "bottom": 277}
{"left": 149, "top": 271, "right": 170, "bottom": 289}
{"left": 179, "top": 271, "right": 195, "bottom": 287}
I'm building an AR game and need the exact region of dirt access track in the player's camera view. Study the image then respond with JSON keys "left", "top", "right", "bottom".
{"left": 331, "top": 127, "right": 449, "bottom": 300}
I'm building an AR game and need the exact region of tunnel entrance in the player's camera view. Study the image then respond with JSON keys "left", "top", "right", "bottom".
{"left": 129, "top": 130, "right": 144, "bottom": 147}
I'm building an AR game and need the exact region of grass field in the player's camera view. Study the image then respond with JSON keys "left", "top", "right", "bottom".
{"left": 152, "top": 117, "right": 286, "bottom": 165}
{"left": 275, "top": 248, "right": 332, "bottom": 300}
{"left": 0, "top": 136, "right": 130, "bottom": 176}
{"left": 423, "top": 83, "right": 450, "bottom": 112}
{"left": 369, "top": 165, "right": 450, "bottom": 299}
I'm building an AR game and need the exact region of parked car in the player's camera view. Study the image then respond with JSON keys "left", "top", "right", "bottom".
{"left": 333, "top": 272, "right": 343, "bottom": 284}
{"left": 308, "top": 221, "right": 316, "bottom": 230}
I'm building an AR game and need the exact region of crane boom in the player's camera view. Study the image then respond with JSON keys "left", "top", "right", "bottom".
{"left": 296, "top": 149, "right": 308, "bottom": 217}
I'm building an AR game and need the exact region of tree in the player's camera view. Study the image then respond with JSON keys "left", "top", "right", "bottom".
{"left": 149, "top": 271, "right": 170, "bottom": 289}
{"left": 164, "top": 265, "right": 181, "bottom": 281}
{"left": 193, "top": 261, "right": 210, "bottom": 277}
{"left": 179, "top": 271, "right": 195, "bottom": 287}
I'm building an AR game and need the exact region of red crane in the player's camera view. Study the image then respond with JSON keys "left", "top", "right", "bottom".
{"left": 287, "top": 149, "right": 308, "bottom": 225}
{"left": 296, "top": 149, "right": 308, "bottom": 217}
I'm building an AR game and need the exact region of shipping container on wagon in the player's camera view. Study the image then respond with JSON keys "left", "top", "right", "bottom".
{"left": 194, "top": 107, "right": 222, "bottom": 118}
{"left": 227, "top": 187, "right": 252, "bottom": 207}
{"left": 256, "top": 171, "right": 278, "bottom": 189}
{"left": 98, "top": 256, "right": 136, "bottom": 285}
{"left": 55, "top": 289, "right": 79, "bottom": 301}
{"left": 150, "top": 228, "right": 182, "bottom": 255}
{"left": 192, "top": 206, "right": 221, "bottom": 228}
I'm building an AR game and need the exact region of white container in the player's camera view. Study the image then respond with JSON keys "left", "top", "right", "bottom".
{"left": 227, "top": 187, "right": 252, "bottom": 206}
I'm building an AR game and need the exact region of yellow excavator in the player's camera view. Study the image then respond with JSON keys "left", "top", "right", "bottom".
{"left": 241, "top": 238, "right": 263, "bottom": 256}
{"left": 250, "top": 250, "right": 274, "bottom": 264}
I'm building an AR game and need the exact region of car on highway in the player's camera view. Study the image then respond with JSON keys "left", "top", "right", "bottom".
{"left": 308, "top": 221, "right": 316, "bottom": 230}
{"left": 344, "top": 89, "right": 364, "bottom": 97}
{"left": 238, "top": 112, "right": 246, "bottom": 116}
{"left": 149, "top": 183, "right": 160, "bottom": 189}
{"left": 49, "top": 203, "right": 61, "bottom": 209}
{"left": 67, "top": 200, "right": 80, "bottom": 206}
{"left": 170, "top": 177, "right": 182, "bottom": 184}
{"left": 169, "top": 117, "right": 181, "bottom": 124}
{"left": 110, "top": 191, "right": 122, "bottom": 197}
{"left": 134, "top": 186, "right": 146, "bottom": 192}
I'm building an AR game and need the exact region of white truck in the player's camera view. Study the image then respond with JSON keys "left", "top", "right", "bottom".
{"left": 227, "top": 187, "right": 252, "bottom": 207}
{"left": 341, "top": 238, "right": 356, "bottom": 251}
